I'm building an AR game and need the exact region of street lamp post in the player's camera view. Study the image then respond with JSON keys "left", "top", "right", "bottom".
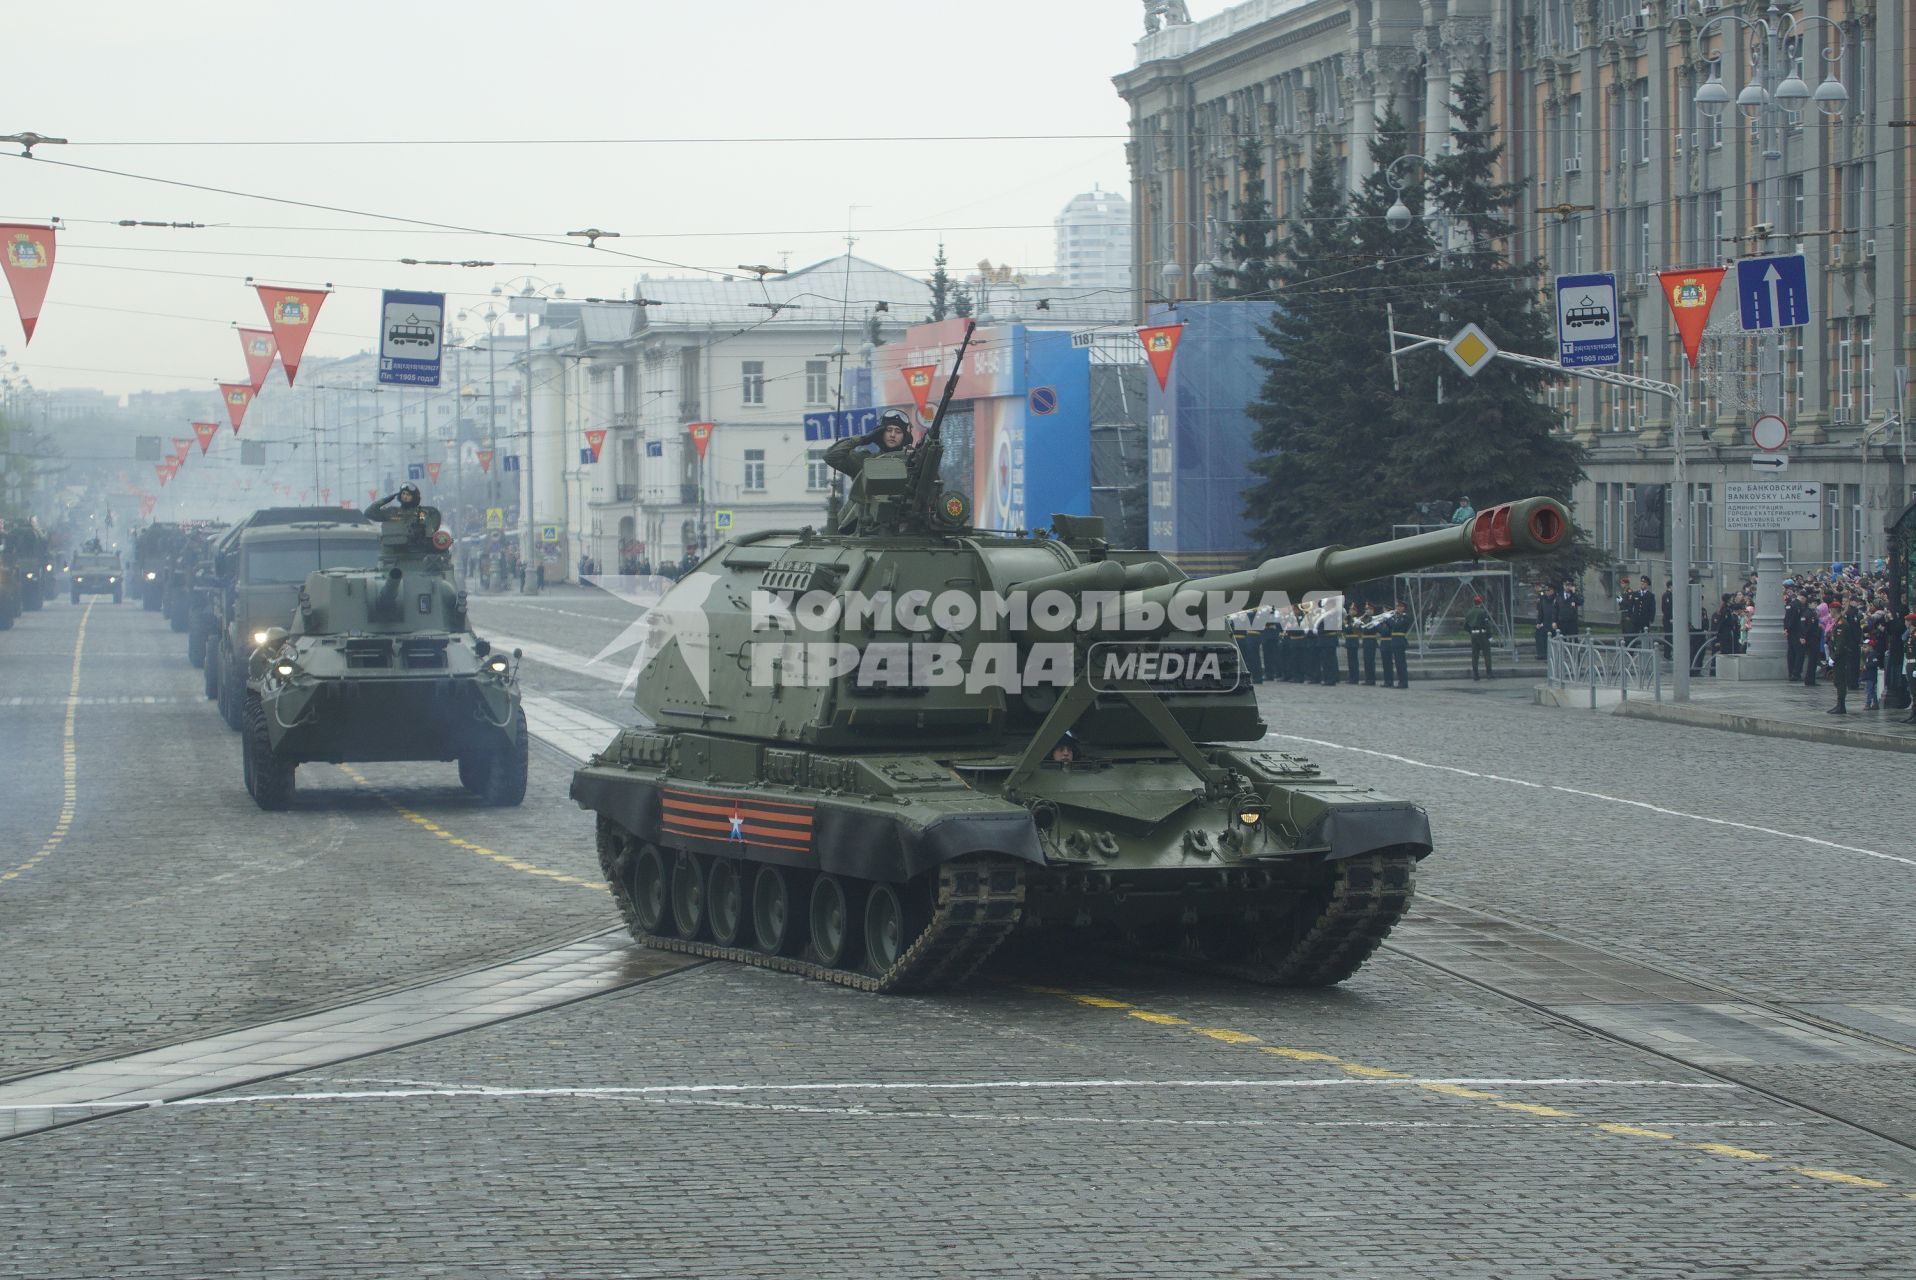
{"left": 1693, "top": 3, "right": 1848, "bottom": 674}
{"left": 493, "top": 277, "right": 566, "bottom": 593}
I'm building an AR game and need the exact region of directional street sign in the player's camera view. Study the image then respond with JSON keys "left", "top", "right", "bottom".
{"left": 1735, "top": 254, "right": 1810, "bottom": 332}
{"left": 1724, "top": 480, "right": 1819, "bottom": 530}
{"left": 378, "top": 289, "right": 446, "bottom": 386}
{"left": 1749, "top": 453, "right": 1789, "bottom": 473}
{"left": 1443, "top": 323, "right": 1499, "bottom": 377}
{"left": 1554, "top": 272, "right": 1620, "bottom": 368}
{"left": 801, "top": 408, "right": 879, "bottom": 442}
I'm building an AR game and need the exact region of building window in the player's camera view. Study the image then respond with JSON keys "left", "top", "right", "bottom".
{"left": 741, "top": 361, "right": 765, "bottom": 405}
{"left": 1690, "top": 483, "right": 1713, "bottom": 565}
{"left": 1636, "top": 78, "right": 1650, "bottom": 164}
{"left": 806, "top": 449, "right": 829, "bottom": 491}
{"left": 1785, "top": 174, "right": 1805, "bottom": 238}
{"left": 743, "top": 448, "right": 766, "bottom": 491}
{"left": 1835, "top": 318, "right": 1855, "bottom": 422}
{"left": 1635, "top": 204, "right": 1652, "bottom": 273}
{"left": 1566, "top": 93, "right": 1583, "bottom": 171}
{"left": 1594, "top": 482, "right": 1610, "bottom": 553}
{"left": 804, "top": 360, "right": 829, "bottom": 406}
{"left": 1845, "top": 484, "right": 1862, "bottom": 563}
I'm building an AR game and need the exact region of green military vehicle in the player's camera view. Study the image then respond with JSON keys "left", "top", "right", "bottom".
{"left": 164, "top": 524, "right": 224, "bottom": 635}
{"left": 132, "top": 522, "right": 185, "bottom": 611}
{"left": 571, "top": 322, "right": 1571, "bottom": 992}
{"left": 2, "top": 522, "right": 53, "bottom": 613}
{"left": 207, "top": 510, "right": 381, "bottom": 731}
{"left": 241, "top": 503, "right": 526, "bottom": 810}
{"left": 68, "top": 550, "right": 125, "bottom": 604}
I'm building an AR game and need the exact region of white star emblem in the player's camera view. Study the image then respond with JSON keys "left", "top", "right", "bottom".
{"left": 728, "top": 809, "right": 745, "bottom": 842}
{"left": 581, "top": 571, "right": 723, "bottom": 702}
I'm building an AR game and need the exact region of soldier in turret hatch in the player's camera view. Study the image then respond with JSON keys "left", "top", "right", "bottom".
{"left": 365, "top": 483, "right": 422, "bottom": 522}
{"left": 824, "top": 410, "right": 911, "bottom": 478}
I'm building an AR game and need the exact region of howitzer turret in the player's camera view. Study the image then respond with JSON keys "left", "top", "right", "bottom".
{"left": 238, "top": 506, "right": 527, "bottom": 811}
{"left": 572, "top": 329, "right": 1572, "bottom": 994}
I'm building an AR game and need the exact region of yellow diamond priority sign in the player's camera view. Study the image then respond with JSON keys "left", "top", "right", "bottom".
{"left": 1444, "top": 323, "right": 1499, "bottom": 378}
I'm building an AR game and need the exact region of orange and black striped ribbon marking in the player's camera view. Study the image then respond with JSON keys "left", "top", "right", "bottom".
{"left": 661, "top": 788, "right": 814, "bottom": 854}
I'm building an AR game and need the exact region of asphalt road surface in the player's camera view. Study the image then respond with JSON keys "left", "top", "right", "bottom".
{"left": 2, "top": 587, "right": 1911, "bottom": 1278}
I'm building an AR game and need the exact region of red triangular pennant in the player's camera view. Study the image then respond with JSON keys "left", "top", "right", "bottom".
{"left": 255, "top": 286, "right": 330, "bottom": 386}
{"left": 237, "top": 327, "right": 278, "bottom": 393}
{"left": 192, "top": 420, "right": 219, "bottom": 454}
{"left": 477, "top": 448, "right": 494, "bottom": 473}
{"left": 425, "top": 461, "right": 442, "bottom": 482}
{"left": 687, "top": 421, "right": 715, "bottom": 461}
{"left": 0, "top": 224, "right": 56, "bottom": 343}
{"left": 155, "top": 463, "right": 172, "bottom": 486}
{"left": 1137, "top": 324, "right": 1184, "bottom": 391}
{"left": 584, "top": 428, "right": 607, "bottom": 462}
{"left": 219, "top": 382, "right": 254, "bottom": 433}
{"left": 901, "top": 364, "right": 937, "bottom": 421}
{"left": 172, "top": 437, "right": 192, "bottom": 463}
{"left": 1657, "top": 267, "right": 1726, "bottom": 368}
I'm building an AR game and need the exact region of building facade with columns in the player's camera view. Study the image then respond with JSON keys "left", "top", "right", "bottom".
{"left": 1113, "top": 0, "right": 1912, "bottom": 609}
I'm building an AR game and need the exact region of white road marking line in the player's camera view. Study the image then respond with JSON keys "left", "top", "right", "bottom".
{"left": 483, "top": 632, "right": 626, "bottom": 685}
{"left": 0, "top": 1076, "right": 1737, "bottom": 1112}
{"left": 1265, "top": 732, "right": 1911, "bottom": 869}
{"left": 476, "top": 598, "right": 627, "bottom": 625}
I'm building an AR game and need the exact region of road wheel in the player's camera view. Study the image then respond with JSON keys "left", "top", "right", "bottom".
{"left": 808, "top": 874, "right": 862, "bottom": 970}
{"left": 457, "top": 755, "right": 483, "bottom": 793}
{"left": 219, "top": 656, "right": 244, "bottom": 731}
{"left": 70, "top": 587, "right": 79, "bottom": 605}
{"left": 475, "top": 706, "right": 528, "bottom": 806}
{"left": 203, "top": 647, "right": 220, "bottom": 699}
{"left": 751, "top": 864, "right": 806, "bottom": 956}
{"left": 863, "top": 881, "right": 929, "bottom": 976}
{"left": 629, "top": 843, "right": 669, "bottom": 933}
{"left": 707, "top": 858, "right": 746, "bottom": 945}
{"left": 669, "top": 851, "right": 709, "bottom": 940}
{"left": 245, "top": 693, "right": 295, "bottom": 811}
{"left": 188, "top": 619, "right": 208, "bottom": 667}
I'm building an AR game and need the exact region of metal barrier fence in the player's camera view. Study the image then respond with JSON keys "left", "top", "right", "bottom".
{"left": 1547, "top": 633, "right": 1668, "bottom": 706}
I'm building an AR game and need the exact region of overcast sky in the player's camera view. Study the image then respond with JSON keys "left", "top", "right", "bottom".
{"left": 2, "top": 0, "right": 1236, "bottom": 400}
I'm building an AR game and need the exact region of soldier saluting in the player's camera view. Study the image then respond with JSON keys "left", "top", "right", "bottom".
{"left": 365, "top": 482, "right": 423, "bottom": 522}
{"left": 824, "top": 410, "right": 912, "bottom": 478}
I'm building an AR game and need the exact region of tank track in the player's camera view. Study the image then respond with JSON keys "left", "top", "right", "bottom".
{"left": 597, "top": 819, "right": 1025, "bottom": 994}
{"left": 1177, "top": 852, "right": 1418, "bottom": 988}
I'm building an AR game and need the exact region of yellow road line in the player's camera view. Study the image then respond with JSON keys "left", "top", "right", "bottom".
{"left": 2, "top": 603, "right": 90, "bottom": 886}
{"left": 1027, "top": 982, "right": 1914, "bottom": 1204}
{"left": 338, "top": 765, "right": 606, "bottom": 894}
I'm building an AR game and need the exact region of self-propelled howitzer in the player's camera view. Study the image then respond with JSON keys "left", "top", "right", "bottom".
{"left": 573, "top": 320, "right": 1569, "bottom": 990}
{"left": 240, "top": 506, "right": 527, "bottom": 810}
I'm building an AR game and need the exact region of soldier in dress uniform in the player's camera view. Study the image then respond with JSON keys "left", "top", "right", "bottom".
{"left": 1463, "top": 593, "right": 1494, "bottom": 680}
{"left": 1229, "top": 608, "right": 1264, "bottom": 685}
{"left": 1342, "top": 601, "right": 1364, "bottom": 684}
{"left": 1259, "top": 602, "right": 1283, "bottom": 684}
{"left": 1314, "top": 596, "right": 1344, "bottom": 685}
{"left": 1284, "top": 606, "right": 1309, "bottom": 683}
{"left": 1360, "top": 603, "right": 1381, "bottom": 685}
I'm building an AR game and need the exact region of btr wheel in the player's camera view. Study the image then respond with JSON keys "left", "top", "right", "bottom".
{"left": 219, "top": 657, "right": 245, "bottom": 730}
{"left": 245, "top": 693, "right": 295, "bottom": 811}
{"left": 808, "top": 875, "right": 862, "bottom": 970}
{"left": 862, "top": 881, "right": 928, "bottom": 975}
{"left": 669, "top": 851, "right": 709, "bottom": 940}
{"left": 203, "top": 648, "right": 220, "bottom": 699}
{"left": 751, "top": 864, "right": 805, "bottom": 956}
{"left": 629, "top": 843, "right": 669, "bottom": 934}
{"left": 475, "top": 707, "right": 528, "bottom": 806}
{"left": 188, "top": 619, "right": 207, "bottom": 667}
{"left": 707, "top": 858, "right": 746, "bottom": 946}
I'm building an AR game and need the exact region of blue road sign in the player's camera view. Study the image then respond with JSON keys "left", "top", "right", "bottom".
{"left": 1554, "top": 272, "right": 1620, "bottom": 368}
{"left": 501, "top": 454, "right": 520, "bottom": 473}
{"left": 580, "top": 447, "right": 594, "bottom": 465}
{"left": 406, "top": 463, "right": 424, "bottom": 481}
{"left": 802, "top": 408, "right": 882, "bottom": 442}
{"left": 1028, "top": 385, "right": 1058, "bottom": 416}
{"left": 645, "top": 440, "right": 663, "bottom": 457}
{"left": 377, "top": 289, "right": 446, "bottom": 387}
{"left": 1736, "top": 254, "right": 1810, "bottom": 331}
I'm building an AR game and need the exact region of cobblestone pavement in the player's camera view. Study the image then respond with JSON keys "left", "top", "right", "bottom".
{"left": 2, "top": 589, "right": 1913, "bottom": 1277}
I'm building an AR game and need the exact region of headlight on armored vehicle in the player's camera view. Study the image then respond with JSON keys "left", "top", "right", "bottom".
{"left": 484, "top": 655, "right": 511, "bottom": 675}
{"left": 1234, "top": 803, "right": 1267, "bottom": 828}
{"left": 251, "top": 629, "right": 271, "bottom": 646}
{"left": 272, "top": 659, "right": 297, "bottom": 680}
{"left": 146, "top": 571, "right": 157, "bottom": 580}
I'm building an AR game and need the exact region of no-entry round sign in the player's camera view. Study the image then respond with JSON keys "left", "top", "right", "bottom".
{"left": 1752, "top": 414, "right": 1789, "bottom": 451}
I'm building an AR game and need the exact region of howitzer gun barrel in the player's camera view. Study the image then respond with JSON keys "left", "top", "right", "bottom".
{"left": 1132, "top": 497, "right": 1570, "bottom": 612}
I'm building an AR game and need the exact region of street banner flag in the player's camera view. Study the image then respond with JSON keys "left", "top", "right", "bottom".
{"left": 584, "top": 428, "right": 607, "bottom": 462}
{"left": 0, "top": 224, "right": 56, "bottom": 342}
{"left": 255, "top": 285, "right": 330, "bottom": 386}
{"left": 1657, "top": 267, "right": 1726, "bottom": 368}
{"left": 369, "top": 487, "right": 379, "bottom": 499}
{"left": 477, "top": 448, "right": 494, "bottom": 473}
{"left": 172, "top": 437, "right": 192, "bottom": 463}
{"left": 139, "top": 496, "right": 156, "bottom": 518}
{"left": 1137, "top": 323, "right": 1184, "bottom": 391}
{"left": 687, "top": 421, "right": 715, "bottom": 461}
{"left": 321, "top": 488, "right": 331, "bottom": 503}
{"left": 155, "top": 463, "right": 172, "bottom": 486}
{"left": 425, "top": 461, "right": 442, "bottom": 482}
{"left": 219, "top": 382, "right": 254, "bottom": 432}
{"left": 902, "top": 364, "right": 937, "bottom": 421}
{"left": 191, "top": 420, "right": 220, "bottom": 454}
{"left": 238, "top": 327, "right": 278, "bottom": 392}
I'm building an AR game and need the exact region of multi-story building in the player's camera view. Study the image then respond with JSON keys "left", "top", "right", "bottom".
{"left": 1054, "top": 186, "right": 1135, "bottom": 294}
{"left": 1113, "top": 0, "right": 1912, "bottom": 600}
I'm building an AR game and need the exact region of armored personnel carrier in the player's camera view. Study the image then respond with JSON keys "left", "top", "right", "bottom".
{"left": 241, "top": 503, "right": 526, "bottom": 810}
{"left": 2, "top": 522, "right": 52, "bottom": 613}
{"left": 68, "top": 550, "right": 125, "bottom": 604}
{"left": 132, "top": 522, "right": 185, "bottom": 610}
{"left": 205, "top": 509, "right": 380, "bottom": 729}
{"left": 572, "top": 322, "right": 1571, "bottom": 992}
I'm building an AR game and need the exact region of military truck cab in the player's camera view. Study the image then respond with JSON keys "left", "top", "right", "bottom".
{"left": 68, "top": 553, "right": 124, "bottom": 604}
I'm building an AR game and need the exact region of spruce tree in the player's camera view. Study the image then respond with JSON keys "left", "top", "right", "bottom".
{"left": 927, "top": 243, "right": 954, "bottom": 321}
{"left": 950, "top": 280, "right": 975, "bottom": 319}
{"left": 1215, "top": 142, "right": 1276, "bottom": 300}
{"left": 1398, "top": 70, "right": 1584, "bottom": 516}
